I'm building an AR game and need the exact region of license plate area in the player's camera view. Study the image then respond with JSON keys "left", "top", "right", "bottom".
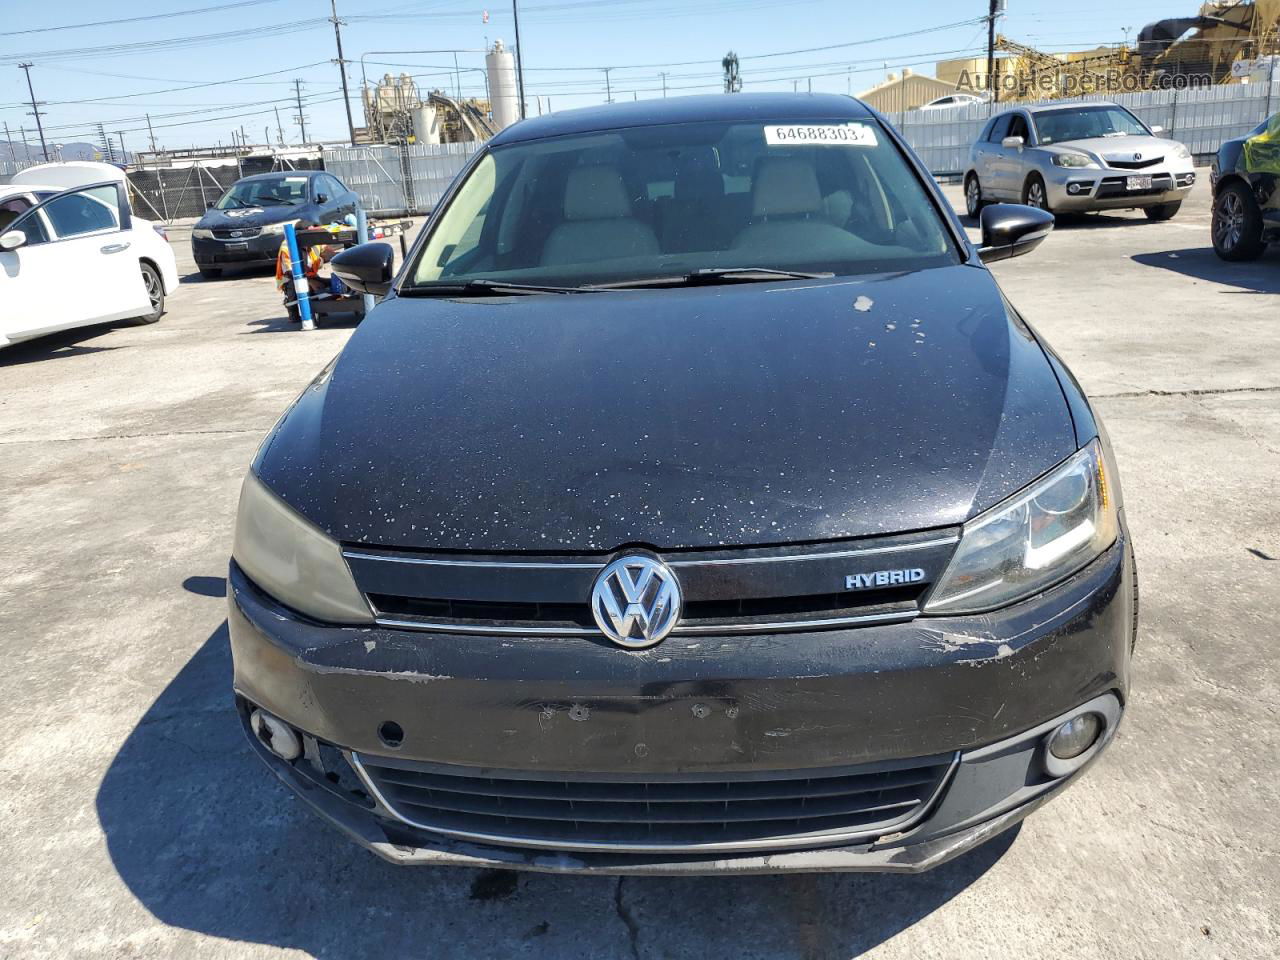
{"left": 1126, "top": 175, "right": 1153, "bottom": 191}
{"left": 225, "top": 242, "right": 249, "bottom": 252}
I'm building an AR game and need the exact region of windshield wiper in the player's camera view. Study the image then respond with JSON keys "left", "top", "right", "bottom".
{"left": 591, "top": 267, "right": 834, "bottom": 289}
{"left": 259, "top": 197, "right": 298, "bottom": 206}
{"left": 401, "top": 278, "right": 597, "bottom": 297}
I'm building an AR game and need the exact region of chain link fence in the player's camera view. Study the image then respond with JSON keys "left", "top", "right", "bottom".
{"left": 324, "top": 141, "right": 476, "bottom": 216}
{"left": 886, "top": 82, "right": 1280, "bottom": 177}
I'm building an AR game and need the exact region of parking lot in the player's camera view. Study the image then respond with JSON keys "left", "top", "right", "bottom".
{"left": 0, "top": 178, "right": 1277, "bottom": 959}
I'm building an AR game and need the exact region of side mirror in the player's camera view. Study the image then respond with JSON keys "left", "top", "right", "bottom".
{"left": 1001, "top": 135, "right": 1025, "bottom": 150}
{"left": 316, "top": 193, "right": 329, "bottom": 204}
{"left": 206, "top": 200, "right": 215, "bottom": 209}
{"left": 331, "top": 242, "right": 395, "bottom": 296}
{"left": 1150, "top": 125, "right": 1165, "bottom": 135}
{"left": 977, "top": 203, "right": 1054, "bottom": 264}
{"left": 0, "top": 229, "right": 27, "bottom": 251}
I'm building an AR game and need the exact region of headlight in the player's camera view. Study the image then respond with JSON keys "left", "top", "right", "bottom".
{"left": 1051, "top": 152, "right": 1095, "bottom": 168}
{"left": 1173, "top": 143, "right": 1191, "bottom": 160}
{"left": 232, "top": 471, "right": 372, "bottom": 623}
{"left": 261, "top": 220, "right": 295, "bottom": 235}
{"left": 192, "top": 228, "right": 214, "bottom": 239}
{"left": 924, "top": 439, "right": 1118, "bottom": 614}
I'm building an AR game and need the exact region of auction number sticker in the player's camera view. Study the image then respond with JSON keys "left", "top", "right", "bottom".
{"left": 764, "top": 123, "right": 879, "bottom": 146}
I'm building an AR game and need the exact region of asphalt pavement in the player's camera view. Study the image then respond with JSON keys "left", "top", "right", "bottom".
{"left": 0, "top": 181, "right": 1276, "bottom": 959}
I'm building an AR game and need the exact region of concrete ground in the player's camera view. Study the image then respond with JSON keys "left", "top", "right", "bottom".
{"left": 0, "top": 180, "right": 1276, "bottom": 960}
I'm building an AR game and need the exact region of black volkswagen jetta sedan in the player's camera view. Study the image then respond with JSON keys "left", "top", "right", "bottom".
{"left": 229, "top": 93, "right": 1135, "bottom": 874}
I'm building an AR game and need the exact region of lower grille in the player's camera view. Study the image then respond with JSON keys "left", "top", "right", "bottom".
{"left": 352, "top": 753, "right": 956, "bottom": 853}
{"left": 1096, "top": 174, "right": 1175, "bottom": 198}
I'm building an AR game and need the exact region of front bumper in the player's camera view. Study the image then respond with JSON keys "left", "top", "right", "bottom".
{"left": 1044, "top": 164, "right": 1195, "bottom": 211}
{"left": 227, "top": 534, "right": 1134, "bottom": 873}
{"left": 192, "top": 232, "right": 280, "bottom": 267}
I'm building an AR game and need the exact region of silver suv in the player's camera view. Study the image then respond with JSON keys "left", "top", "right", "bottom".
{"left": 964, "top": 102, "right": 1195, "bottom": 220}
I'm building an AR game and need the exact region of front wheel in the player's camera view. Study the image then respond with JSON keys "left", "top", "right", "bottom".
{"left": 135, "top": 263, "right": 165, "bottom": 324}
{"left": 1143, "top": 200, "right": 1182, "bottom": 221}
{"left": 1022, "top": 174, "right": 1052, "bottom": 214}
{"left": 1212, "top": 182, "right": 1266, "bottom": 261}
{"left": 964, "top": 174, "right": 984, "bottom": 217}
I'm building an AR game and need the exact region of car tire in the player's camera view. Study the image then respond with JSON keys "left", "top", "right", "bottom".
{"left": 1022, "top": 174, "right": 1052, "bottom": 214}
{"left": 198, "top": 266, "right": 223, "bottom": 279}
{"left": 135, "top": 263, "right": 165, "bottom": 324}
{"left": 1143, "top": 200, "right": 1182, "bottom": 221}
{"left": 964, "top": 174, "right": 984, "bottom": 218}
{"left": 1212, "top": 181, "right": 1266, "bottom": 261}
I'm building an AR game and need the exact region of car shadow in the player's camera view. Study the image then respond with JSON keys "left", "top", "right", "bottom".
{"left": 96, "top": 621, "right": 1018, "bottom": 958}
{"left": 243, "top": 308, "right": 363, "bottom": 335}
{"left": 180, "top": 264, "right": 276, "bottom": 284}
{"left": 1131, "top": 246, "right": 1280, "bottom": 293}
{"left": 0, "top": 324, "right": 122, "bottom": 366}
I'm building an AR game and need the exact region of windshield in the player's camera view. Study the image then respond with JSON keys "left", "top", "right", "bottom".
{"left": 1033, "top": 106, "right": 1149, "bottom": 144}
{"left": 406, "top": 119, "right": 957, "bottom": 290}
{"left": 215, "top": 175, "right": 311, "bottom": 210}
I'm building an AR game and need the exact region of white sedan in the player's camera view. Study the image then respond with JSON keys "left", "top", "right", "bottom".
{"left": 0, "top": 162, "right": 178, "bottom": 350}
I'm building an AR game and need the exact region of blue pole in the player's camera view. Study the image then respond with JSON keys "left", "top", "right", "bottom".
{"left": 283, "top": 222, "right": 314, "bottom": 331}
{"left": 355, "top": 207, "right": 375, "bottom": 317}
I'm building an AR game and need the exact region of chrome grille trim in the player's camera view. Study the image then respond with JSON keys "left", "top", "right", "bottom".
{"left": 344, "top": 535, "right": 957, "bottom": 571}
{"left": 349, "top": 752, "right": 959, "bottom": 854}
{"left": 370, "top": 608, "right": 918, "bottom": 636}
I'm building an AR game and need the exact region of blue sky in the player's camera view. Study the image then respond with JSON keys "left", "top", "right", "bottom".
{"left": 1, "top": 0, "right": 1180, "bottom": 150}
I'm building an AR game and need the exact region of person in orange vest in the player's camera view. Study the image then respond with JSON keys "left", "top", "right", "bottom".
{"left": 277, "top": 222, "right": 340, "bottom": 322}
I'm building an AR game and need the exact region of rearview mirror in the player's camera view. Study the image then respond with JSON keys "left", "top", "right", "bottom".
{"left": 977, "top": 204, "right": 1054, "bottom": 264}
{"left": 0, "top": 229, "right": 27, "bottom": 251}
{"left": 316, "top": 193, "right": 329, "bottom": 204}
{"left": 331, "top": 242, "right": 395, "bottom": 296}
{"left": 1001, "top": 135, "right": 1025, "bottom": 150}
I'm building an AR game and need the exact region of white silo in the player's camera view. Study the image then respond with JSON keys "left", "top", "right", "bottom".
{"left": 486, "top": 39, "right": 520, "bottom": 130}
{"left": 412, "top": 103, "right": 441, "bottom": 144}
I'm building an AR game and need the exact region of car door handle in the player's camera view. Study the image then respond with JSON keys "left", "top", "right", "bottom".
{"left": 100, "top": 242, "right": 131, "bottom": 254}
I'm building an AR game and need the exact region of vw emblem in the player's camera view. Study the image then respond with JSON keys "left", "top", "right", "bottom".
{"left": 590, "top": 555, "right": 682, "bottom": 649}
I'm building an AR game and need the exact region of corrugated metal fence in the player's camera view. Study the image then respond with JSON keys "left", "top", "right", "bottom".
{"left": 887, "top": 82, "right": 1280, "bottom": 177}
{"left": 325, "top": 141, "right": 475, "bottom": 216}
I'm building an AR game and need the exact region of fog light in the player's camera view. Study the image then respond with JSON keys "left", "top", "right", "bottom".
{"left": 250, "top": 708, "right": 302, "bottom": 761}
{"left": 1048, "top": 714, "right": 1102, "bottom": 760}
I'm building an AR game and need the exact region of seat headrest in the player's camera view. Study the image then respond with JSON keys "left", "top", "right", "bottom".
{"left": 563, "top": 165, "right": 633, "bottom": 221}
{"left": 674, "top": 151, "right": 724, "bottom": 201}
{"left": 752, "top": 158, "right": 823, "bottom": 218}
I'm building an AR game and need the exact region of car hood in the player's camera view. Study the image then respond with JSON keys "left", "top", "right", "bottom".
{"left": 1042, "top": 134, "right": 1178, "bottom": 164}
{"left": 196, "top": 205, "right": 310, "bottom": 229}
{"left": 255, "top": 265, "right": 1076, "bottom": 552}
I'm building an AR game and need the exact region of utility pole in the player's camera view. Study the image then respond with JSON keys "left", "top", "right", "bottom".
{"left": 603, "top": 67, "right": 613, "bottom": 103}
{"left": 293, "top": 79, "right": 309, "bottom": 144}
{"left": 117, "top": 131, "right": 127, "bottom": 164}
{"left": 987, "top": 0, "right": 1000, "bottom": 104}
{"left": 17, "top": 63, "right": 49, "bottom": 161}
{"left": 329, "top": 0, "right": 357, "bottom": 144}
{"left": 3, "top": 122, "right": 16, "bottom": 163}
{"left": 274, "top": 105, "right": 285, "bottom": 144}
{"left": 512, "top": 0, "right": 527, "bottom": 119}
{"left": 146, "top": 113, "right": 158, "bottom": 152}
{"left": 660, "top": 72, "right": 668, "bottom": 97}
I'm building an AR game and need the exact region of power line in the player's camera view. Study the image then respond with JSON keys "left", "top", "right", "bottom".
{"left": 0, "top": 62, "right": 333, "bottom": 112}
{"left": 0, "top": 20, "right": 331, "bottom": 65}
{"left": 1, "top": 0, "right": 287, "bottom": 37}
